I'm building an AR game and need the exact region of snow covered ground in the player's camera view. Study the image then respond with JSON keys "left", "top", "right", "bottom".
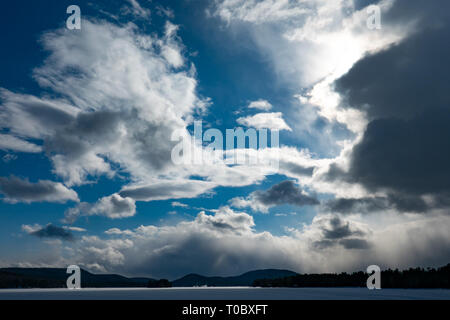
{"left": 0, "top": 287, "right": 449, "bottom": 300}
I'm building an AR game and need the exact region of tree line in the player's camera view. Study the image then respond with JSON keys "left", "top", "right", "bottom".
{"left": 252, "top": 264, "right": 450, "bottom": 288}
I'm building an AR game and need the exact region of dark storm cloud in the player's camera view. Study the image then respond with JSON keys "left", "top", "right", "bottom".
{"left": 325, "top": 197, "right": 389, "bottom": 214}
{"left": 30, "top": 224, "right": 74, "bottom": 241}
{"left": 336, "top": 0, "right": 450, "bottom": 121}
{"left": 326, "top": 110, "right": 450, "bottom": 212}
{"left": 348, "top": 110, "right": 450, "bottom": 195}
{"left": 386, "top": 193, "right": 430, "bottom": 213}
{"left": 338, "top": 238, "right": 371, "bottom": 250}
{"left": 321, "top": 216, "right": 365, "bottom": 240}
{"left": 336, "top": 28, "right": 450, "bottom": 120}
{"left": 325, "top": 194, "right": 429, "bottom": 214}
{"left": 328, "top": 1, "right": 450, "bottom": 212}
{"left": 312, "top": 239, "right": 335, "bottom": 249}
{"left": 312, "top": 216, "right": 370, "bottom": 250}
{"left": 253, "top": 180, "right": 319, "bottom": 207}
{"left": 0, "top": 176, "right": 79, "bottom": 203}
{"left": 384, "top": 0, "right": 450, "bottom": 28}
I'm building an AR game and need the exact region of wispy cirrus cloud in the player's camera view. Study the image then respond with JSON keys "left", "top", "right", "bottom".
{"left": 0, "top": 133, "right": 42, "bottom": 153}
{"left": 171, "top": 201, "right": 189, "bottom": 208}
{"left": 123, "top": 0, "right": 151, "bottom": 19}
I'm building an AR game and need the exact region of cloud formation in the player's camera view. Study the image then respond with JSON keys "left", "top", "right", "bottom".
{"left": 23, "top": 224, "right": 75, "bottom": 241}
{"left": 0, "top": 133, "right": 42, "bottom": 153}
{"left": 237, "top": 112, "right": 292, "bottom": 131}
{"left": 0, "top": 176, "right": 79, "bottom": 204}
{"left": 230, "top": 180, "right": 318, "bottom": 213}
{"left": 248, "top": 99, "right": 272, "bottom": 111}
{"left": 11, "top": 209, "right": 450, "bottom": 279}
{"left": 64, "top": 194, "right": 136, "bottom": 223}
{"left": 0, "top": 17, "right": 301, "bottom": 210}
{"left": 0, "top": 19, "right": 204, "bottom": 190}
{"left": 311, "top": 215, "right": 370, "bottom": 250}
{"left": 326, "top": 2, "right": 450, "bottom": 214}
{"left": 324, "top": 194, "right": 433, "bottom": 215}
{"left": 123, "top": 0, "right": 151, "bottom": 19}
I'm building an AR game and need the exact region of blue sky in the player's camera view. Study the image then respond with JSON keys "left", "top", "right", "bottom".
{"left": 1, "top": 0, "right": 450, "bottom": 279}
{"left": 0, "top": 0, "right": 319, "bottom": 239}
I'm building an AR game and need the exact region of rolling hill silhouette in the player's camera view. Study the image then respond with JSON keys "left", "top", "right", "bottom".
{"left": 172, "top": 269, "right": 298, "bottom": 287}
{"left": 0, "top": 268, "right": 153, "bottom": 288}
{"left": 0, "top": 267, "right": 297, "bottom": 288}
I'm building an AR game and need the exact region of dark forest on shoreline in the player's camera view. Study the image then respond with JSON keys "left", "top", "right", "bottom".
{"left": 252, "top": 264, "right": 450, "bottom": 289}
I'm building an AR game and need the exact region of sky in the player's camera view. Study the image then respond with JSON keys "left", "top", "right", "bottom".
{"left": 0, "top": 0, "right": 450, "bottom": 279}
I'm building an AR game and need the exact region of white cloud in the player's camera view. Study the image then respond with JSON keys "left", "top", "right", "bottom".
{"left": 64, "top": 194, "right": 136, "bottom": 223}
{"left": 91, "top": 194, "right": 136, "bottom": 219}
{"left": 124, "top": 0, "right": 151, "bottom": 19}
{"left": 0, "top": 134, "right": 42, "bottom": 153}
{"left": 248, "top": 99, "right": 272, "bottom": 111}
{"left": 237, "top": 112, "right": 292, "bottom": 131}
{"left": 119, "top": 179, "right": 216, "bottom": 202}
{"left": 216, "top": 0, "right": 311, "bottom": 24}
{"left": 160, "top": 22, "right": 185, "bottom": 68}
{"left": 172, "top": 201, "right": 188, "bottom": 208}
{"left": 0, "top": 176, "right": 79, "bottom": 204}
{"left": 0, "top": 19, "right": 204, "bottom": 191}
{"left": 21, "top": 224, "right": 42, "bottom": 234}
{"left": 105, "top": 228, "right": 135, "bottom": 236}
{"left": 64, "top": 226, "right": 87, "bottom": 232}
{"left": 156, "top": 5, "right": 175, "bottom": 19}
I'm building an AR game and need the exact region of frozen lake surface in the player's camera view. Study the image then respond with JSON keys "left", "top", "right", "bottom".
{"left": 0, "top": 287, "right": 449, "bottom": 300}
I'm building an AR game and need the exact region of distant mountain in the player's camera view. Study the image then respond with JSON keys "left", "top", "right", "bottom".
{"left": 0, "top": 268, "right": 153, "bottom": 288}
{"left": 172, "top": 269, "right": 298, "bottom": 287}
{"left": 0, "top": 267, "right": 298, "bottom": 289}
